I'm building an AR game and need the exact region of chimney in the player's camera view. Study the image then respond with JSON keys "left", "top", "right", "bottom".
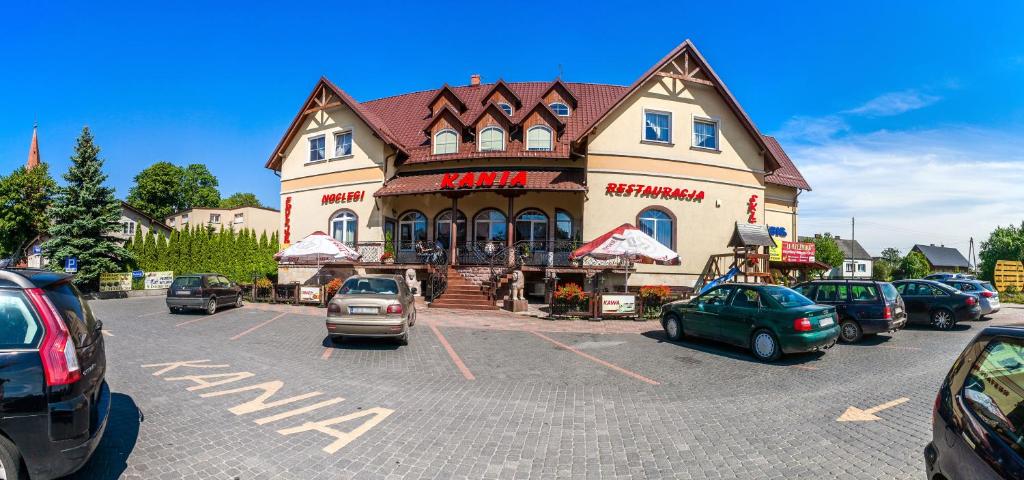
{"left": 470, "top": 74, "right": 481, "bottom": 86}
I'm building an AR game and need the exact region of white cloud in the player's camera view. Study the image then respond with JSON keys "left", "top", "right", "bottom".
{"left": 844, "top": 90, "right": 941, "bottom": 117}
{"left": 791, "top": 126, "right": 1024, "bottom": 258}
{"left": 775, "top": 115, "right": 848, "bottom": 143}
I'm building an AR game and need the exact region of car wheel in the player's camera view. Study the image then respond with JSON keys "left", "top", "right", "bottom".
{"left": 169, "top": 306, "right": 177, "bottom": 314}
{"left": 931, "top": 309, "right": 955, "bottom": 330}
{"left": 206, "top": 298, "right": 217, "bottom": 315}
{"left": 396, "top": 332, "right": 409, "bottom": 346}
{"left": 235, "top": 295, "right": 243, "bottom": 308}
{"left": 979, "top": 315, "right": 991, "bottom": 321}
{"left": 839, "top": 319, "right": 863, "bottom": 343}
{"left": 663, "top": 314, "right": 683, "bottom": 341}
{"left": 750, "top": 329, "right": 782, "bottom": 362}
{"left": 0, "top": 434, "right": 25, "bottom": 480}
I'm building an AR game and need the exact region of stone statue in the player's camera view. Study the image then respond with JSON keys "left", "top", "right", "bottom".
{"left": 404, "top": 268, "right": 421, "bottom": 296}
{"left": 510, "top": 270, "right": 525, "bottom": 301}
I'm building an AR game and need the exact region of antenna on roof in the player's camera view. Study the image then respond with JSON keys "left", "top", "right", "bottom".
{"left": 557, "top": 63, "right": 564, "bottom": 78}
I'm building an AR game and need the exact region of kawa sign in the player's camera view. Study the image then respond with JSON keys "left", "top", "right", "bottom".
{"left": 439, "top": 171, "right": 528, "bottom": 190}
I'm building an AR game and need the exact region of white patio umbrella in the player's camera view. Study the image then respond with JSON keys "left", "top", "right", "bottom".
{"left": 569, "top": 223, "right": 680, "bottom": 292}
{"left": 273, "top": 231, "right": 361, "bottom": 265}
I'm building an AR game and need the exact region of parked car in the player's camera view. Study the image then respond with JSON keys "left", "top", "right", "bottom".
{"left": 661, "top": 283, "right": 839, "bottom": 362}
{"left": 326, "top": 274, "right": 416, "bottom": 345}
{"left": 0, "top": 268, "right": 109, "bottom": 480}
{"left": 925, "top": 272, "right": 975, "bottom": 281}
{"left": 892, "top": 279, "right": 981, "bottom": 329}
{"left": 941, "top": 279, "right": 1001, "bottom": 318}
{"left": 925, "top": 325, "right": 1024, "bottom": 479}
{"left": 791, "top": 280, "right": 907, "bottom": 343}
{"left": 166, "top": 273, "right": 243, "bottom": 314}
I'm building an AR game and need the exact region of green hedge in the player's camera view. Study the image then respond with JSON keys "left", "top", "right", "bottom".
{"left": 126, "top": 226, "right": 278, "bottom": 284}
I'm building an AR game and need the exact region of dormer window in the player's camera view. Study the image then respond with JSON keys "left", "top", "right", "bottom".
{"left": 526, "top": 126, "right": 553, "bottom": 151}
{"left": 498, "top": 103, "right": 514, "bottom": 116}
{"left": 548, "top": 102, "right": 570, "bottom": 117}
{"left": 434, "top": 129, "right": 458, "bottom": 155}
{"left": 478, "top": 126, "right": 505, "bottom": 152}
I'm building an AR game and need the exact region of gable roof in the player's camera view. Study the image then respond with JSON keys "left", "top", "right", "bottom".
{"left": 469, "top": 102, "right": 515, "bottom": 128}
{"left": 426, "top": 84, "right": 468, "bottom": 113}
{"left": 912, "top": 244, "right": 971, "bottom": 269}
{"left": 423, "top": 104, "right": 467, "bottom": 134}
{"left": 480, "top": 80, "right": 522, "bottom": 108}
{"left": 120, "top": 201, "right": 173, "bottom": 234}
{"left": 728, "top": 223, "right": 776, "bottom": 248}
{"left": 265, "top": 77, "right": 405, "bottom": 170}
{"left": 762, "top": 136, "right": 811, "bottom": 191}
{"left": 540, "top": 79, "right": 579, "bottom": 108}
{"left": 578, "top": 39, "right": 781, "bottom": 172}
{"left": 835, "top": 238, "right": 871, "bottom": 260}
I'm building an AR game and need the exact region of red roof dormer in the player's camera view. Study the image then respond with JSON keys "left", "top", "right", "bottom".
{"left": 427, "top": 84, "right": 468, "bottom": 116}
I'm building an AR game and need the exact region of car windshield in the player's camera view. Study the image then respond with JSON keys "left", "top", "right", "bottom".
{"left": 879, "top": 283, "right": 899, "bottom": 301}
{"left": 762, "top": 286, "right": 814, "bottom": 308}
{"left": 172, "top": 277, "right": 201, "bottom": 289}
{"left": 981, "top": 282, "right": 997, "bottom": 292}
{"left": 339, "top": 278, "right": 399, "bottom": 295}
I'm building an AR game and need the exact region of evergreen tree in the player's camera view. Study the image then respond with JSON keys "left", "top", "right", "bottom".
{"left": 166, "top": 230, "right": 181, "bottom": 275}
{"left": 141, "top": 232, "right": 156, "bottom": 271}
{"left": 127, "top": 227, "right": 144, "bottom": 268}
{"left": 155, "top": 233, "right": 168, "bottom": 271}
{"left": 43, "top": 127, "right": 130, "bottom": 290}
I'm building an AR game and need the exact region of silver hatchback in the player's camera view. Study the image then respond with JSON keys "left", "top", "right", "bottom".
{"left": 325, "top": 274, "right": 416, "bottom": 345}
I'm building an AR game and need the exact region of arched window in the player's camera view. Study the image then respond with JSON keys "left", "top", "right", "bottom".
{"left": 478, "top": 126, "right": 505, "bottom": 152}
{"left": 554, "top": 210, "right": 574, "bottom": 241}
{"left": 398, "top": 211, "right": 427, "bottom": 251}
{"left": 638, "top": 208, "right": 674, "bottom": 249}
{"left": 330, "top": 210, "right": 358, "bottom": 245}
{"left": 433, "top": 129, "right": 458, "bottom": 155}
{"left": 498, "top": 103, "right": 514, "bottom": 116}
{"left": 435, "top": 209, "right": 467, "bottom": 248}
{"left": 548, "top": 102, "right": 570, "bottom": 116}
{"left": 526, "top": 126, "right": 553, "bottom": 151}
{"left": 515, "top": 209, "right": 549, "bottom": 248}
{"left": 473, "top": 209, "right": 507, "bottom": 243}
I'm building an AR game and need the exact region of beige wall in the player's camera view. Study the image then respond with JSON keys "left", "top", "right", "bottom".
{"left": 765, "top": 183, "right": 799, "bottom": 244}
{"left": 281, "top": 181, "right": 383, "bottom": 244}
{"left": 166, "top": 207, "right": 280, "bottom": 236}
{"left": 114, "top": 208, "right": 170, "bottom": 242}
{"left": 279, "top": 106, "right": 389, "bottom": 182}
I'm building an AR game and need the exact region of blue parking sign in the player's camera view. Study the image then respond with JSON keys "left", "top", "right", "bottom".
{"left": 64, "top": 257, "right": 78, "bottom": 273}
{"left": 132, "top": 270, "right": 144, "bottom": 279}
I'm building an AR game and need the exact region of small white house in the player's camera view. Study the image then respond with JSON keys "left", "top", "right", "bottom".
{"left": 830, "top": 237, "right": 873, "bottom": 279}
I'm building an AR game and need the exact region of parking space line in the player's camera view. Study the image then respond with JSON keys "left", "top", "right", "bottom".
{"left": 529, "top": 331, "right": 659, "bottom": 385}
{"left": 427, "top": 323, "right": 475, "bottom": 381}
{"left": 174, "top": 308, "right": 243, "bottom": 327}
{"left": 231, "top": 313, "right": 287, "bottom": 340}
{"left": 321, "top": 347, "right": 332, "bottom": 360}
{"left": 138, "top": 311, "right": 166, "bottom": 318}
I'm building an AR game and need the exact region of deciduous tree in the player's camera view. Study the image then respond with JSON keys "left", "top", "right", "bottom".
{"left": 0, "top": 163, "right": 57, "bottom": 258}
{"left": 219, "top": 192, "right": 265, "bottom": 209}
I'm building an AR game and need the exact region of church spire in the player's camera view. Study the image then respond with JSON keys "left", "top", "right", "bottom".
{"left": 26, "top": 123, "right": 40, "bottom": 170}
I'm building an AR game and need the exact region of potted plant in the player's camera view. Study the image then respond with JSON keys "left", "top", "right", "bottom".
{"left": 381, "top": 230, "right": 396, "bottom": 264}
{"left": 638, "top": 285, "right": 671, "bottom": 318}
{"left": 553, "top": 282, "right": 589, "bottom": 316}
{"left": 325, "top": 278, "right": 343, "bottom": 299}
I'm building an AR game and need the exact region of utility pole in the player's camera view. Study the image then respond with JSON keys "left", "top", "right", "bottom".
{"left": 851, "top": 217, "right": 855, "bottom": 240}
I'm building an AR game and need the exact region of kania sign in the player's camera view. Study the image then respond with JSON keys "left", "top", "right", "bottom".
{"left": 604, "top": 183, "right": 705, "bottom": 202}
{"left": 321, "top": 190, "right": 366, "bottom": 205}
{"left": 440, "top": 171, "right": 528, "bottom": 190}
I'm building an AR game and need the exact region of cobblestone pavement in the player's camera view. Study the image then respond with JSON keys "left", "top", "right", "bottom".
{"left": 64, "top": 297, "right": 1024, "bottom": 479}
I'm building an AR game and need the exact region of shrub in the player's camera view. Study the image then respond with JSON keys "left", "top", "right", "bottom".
{"left": 380, "top": 251, "right": 394, "bottom": 262}
{"left": 325, "top": 278, "right": 343, "bottom": 298}
{"left": 255, "top": 277, "right": 273, "bottom": 290}
{"left": 1007, "top": 285, "right": 1021, "bottom": 295}
{"left": 638, "top": 285, "right": 671, "bottom": 300}
{"left": 553, "top": 283, "right": 588, "bottom": 311}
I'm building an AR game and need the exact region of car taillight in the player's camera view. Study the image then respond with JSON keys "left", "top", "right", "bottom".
{"left": 980, "top": 291, "right": 994, "bottom": 298}
{"left": 883, "top": 306, "right": 892, "bottom": 320}
{"left": 386, "top": 304, "right": 403, "bottom": 314}
{"left": 327, "top": 303, "right": 341, "bottom": 315}
{"left": 965, "top": 296, "right": 977, "bottom": 306}
{"left": 25, "top": 288, "right": 81, "bottom": 386}
{"left": 793, "top": 317, "right": 812, "bottom": 332}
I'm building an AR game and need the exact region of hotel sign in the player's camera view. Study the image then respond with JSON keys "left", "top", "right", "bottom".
{"left": 770, "top": 241, "right": 816, "bottom": 263}
{"left": 604, "top": 183, "right": 705, "bottom": 201}
{"left": 321, "top": 190, "right": 366, "bottom": 205}
{"left": 439, "top": 171, "right": 528, "bottom": 190}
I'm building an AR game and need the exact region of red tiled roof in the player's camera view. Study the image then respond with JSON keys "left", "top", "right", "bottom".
{"left": 374, "top": 169, "right": 587, "bottom": 197}
{"left": 762, "top": 135, "right": 811, "bottom": 191}
{"left": 362, "top": 82, "right": 627, "bottom": 164}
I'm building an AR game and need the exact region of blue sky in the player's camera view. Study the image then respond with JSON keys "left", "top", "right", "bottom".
{"left": 2, "top": 1, "right": 1023, "bottom": 257}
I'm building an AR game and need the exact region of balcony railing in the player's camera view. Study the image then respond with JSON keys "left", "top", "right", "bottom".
{"left": 343, "top": 240, "right": 627, "bottom": 269}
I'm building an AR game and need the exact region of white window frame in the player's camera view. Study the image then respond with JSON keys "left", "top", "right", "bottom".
{"left": 478, "top": 126, "right": 505, "bottom": 152}
{"left": 691, "top": 115, "right": 720, "bottom": 152}
{"left": 209, "top": 213, "right": 220, "bottom": 224}
{"left": 526, "top": 125, "right": 553, "bottom": 151}
{"left": 548, "top": 102, "right": 570, "bottom": 117}
{"left": 433, "top": 129, "right": 459, "bottom": 155}
{"left": 497, "top": 103, "right": 514, "bottom": 116}
{"left": 333, "top": 130, "right": 354, "bottom": 158}
{"left": 181, "top": 214, "right": 189, "bottom": 224}
{"left": 308, "top": 135, "right": 326, "bottom": 163}
{"left": 233, "top": 213, "right": 245, "bottom": 224}
{"left": 331, "top": 210, "right": 358, "bottom": 245}
{"left": 642, "top": 109, "right": 672, "bottom": 144}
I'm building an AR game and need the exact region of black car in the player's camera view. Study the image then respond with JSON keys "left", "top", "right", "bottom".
{"left": 892, "top": 279, "right": 981, "bottom": 330}
{"left": 925, "top": 325, "right": 1024, "bottom": 479}
{"left": 792, "top": 280, "right": 907, "bottom": 343}
{"left": 166, "top": 273, "right": 243, "bottom": 314}
{"left": 0, "top": 269, "right": 109, "bottom": 480}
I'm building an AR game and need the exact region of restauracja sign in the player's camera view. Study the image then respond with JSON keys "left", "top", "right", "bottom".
{"left": 604, "top": 183, "right": 705, "bottom": 201}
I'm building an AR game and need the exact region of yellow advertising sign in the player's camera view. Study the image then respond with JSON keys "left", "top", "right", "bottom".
{"left": 99, "top": 273, "right": 132, "bottom": 292}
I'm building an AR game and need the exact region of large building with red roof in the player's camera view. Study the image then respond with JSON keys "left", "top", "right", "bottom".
{"left": 267, "top": 39, "right": 810, "bottom": 298}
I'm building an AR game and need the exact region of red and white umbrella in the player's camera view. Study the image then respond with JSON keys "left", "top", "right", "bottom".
{"left": 570, "top": 223, "right": 679, "bottom": 291}
{"left": 274, "top": 231, "right": 361, "bottom": 264}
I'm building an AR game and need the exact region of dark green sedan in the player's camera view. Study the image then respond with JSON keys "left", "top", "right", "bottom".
{"left": 661, "top": 283, "right": 840, "bottom": 362}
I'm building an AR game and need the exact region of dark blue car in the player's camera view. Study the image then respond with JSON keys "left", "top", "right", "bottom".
{"left": 792, "top": 280, "right": 906, "bottom": 343}
{"left": 926, "top": 325, "right": 1024, "bottom": 479}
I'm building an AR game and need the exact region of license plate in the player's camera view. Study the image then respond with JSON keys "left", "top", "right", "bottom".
{"left": 894, "top": 307, "right": 903, "bottom": 315}
{"left": 176, "top": 290, "right": 191, "bottom": 296}
{"left": 819, "top": 316, "right": 834, "bottom": 327}
{"left": 349, "top": 307, "right": 378, "bottom": 314}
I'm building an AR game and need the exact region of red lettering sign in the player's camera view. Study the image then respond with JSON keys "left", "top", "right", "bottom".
{"left": 284, "top": 196, "right": 292, "bottom": 244}
{"left": 747, "top": 195, "right": 758, "bottom": 223}
{"left": 438, "top": 171, "right": 530, "bottom": 190}
{"left": 605, "top": 182, "right": 705, "bottom": 202}
{"left": 321, "top": 190, "right": 366, "bottom": 205}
